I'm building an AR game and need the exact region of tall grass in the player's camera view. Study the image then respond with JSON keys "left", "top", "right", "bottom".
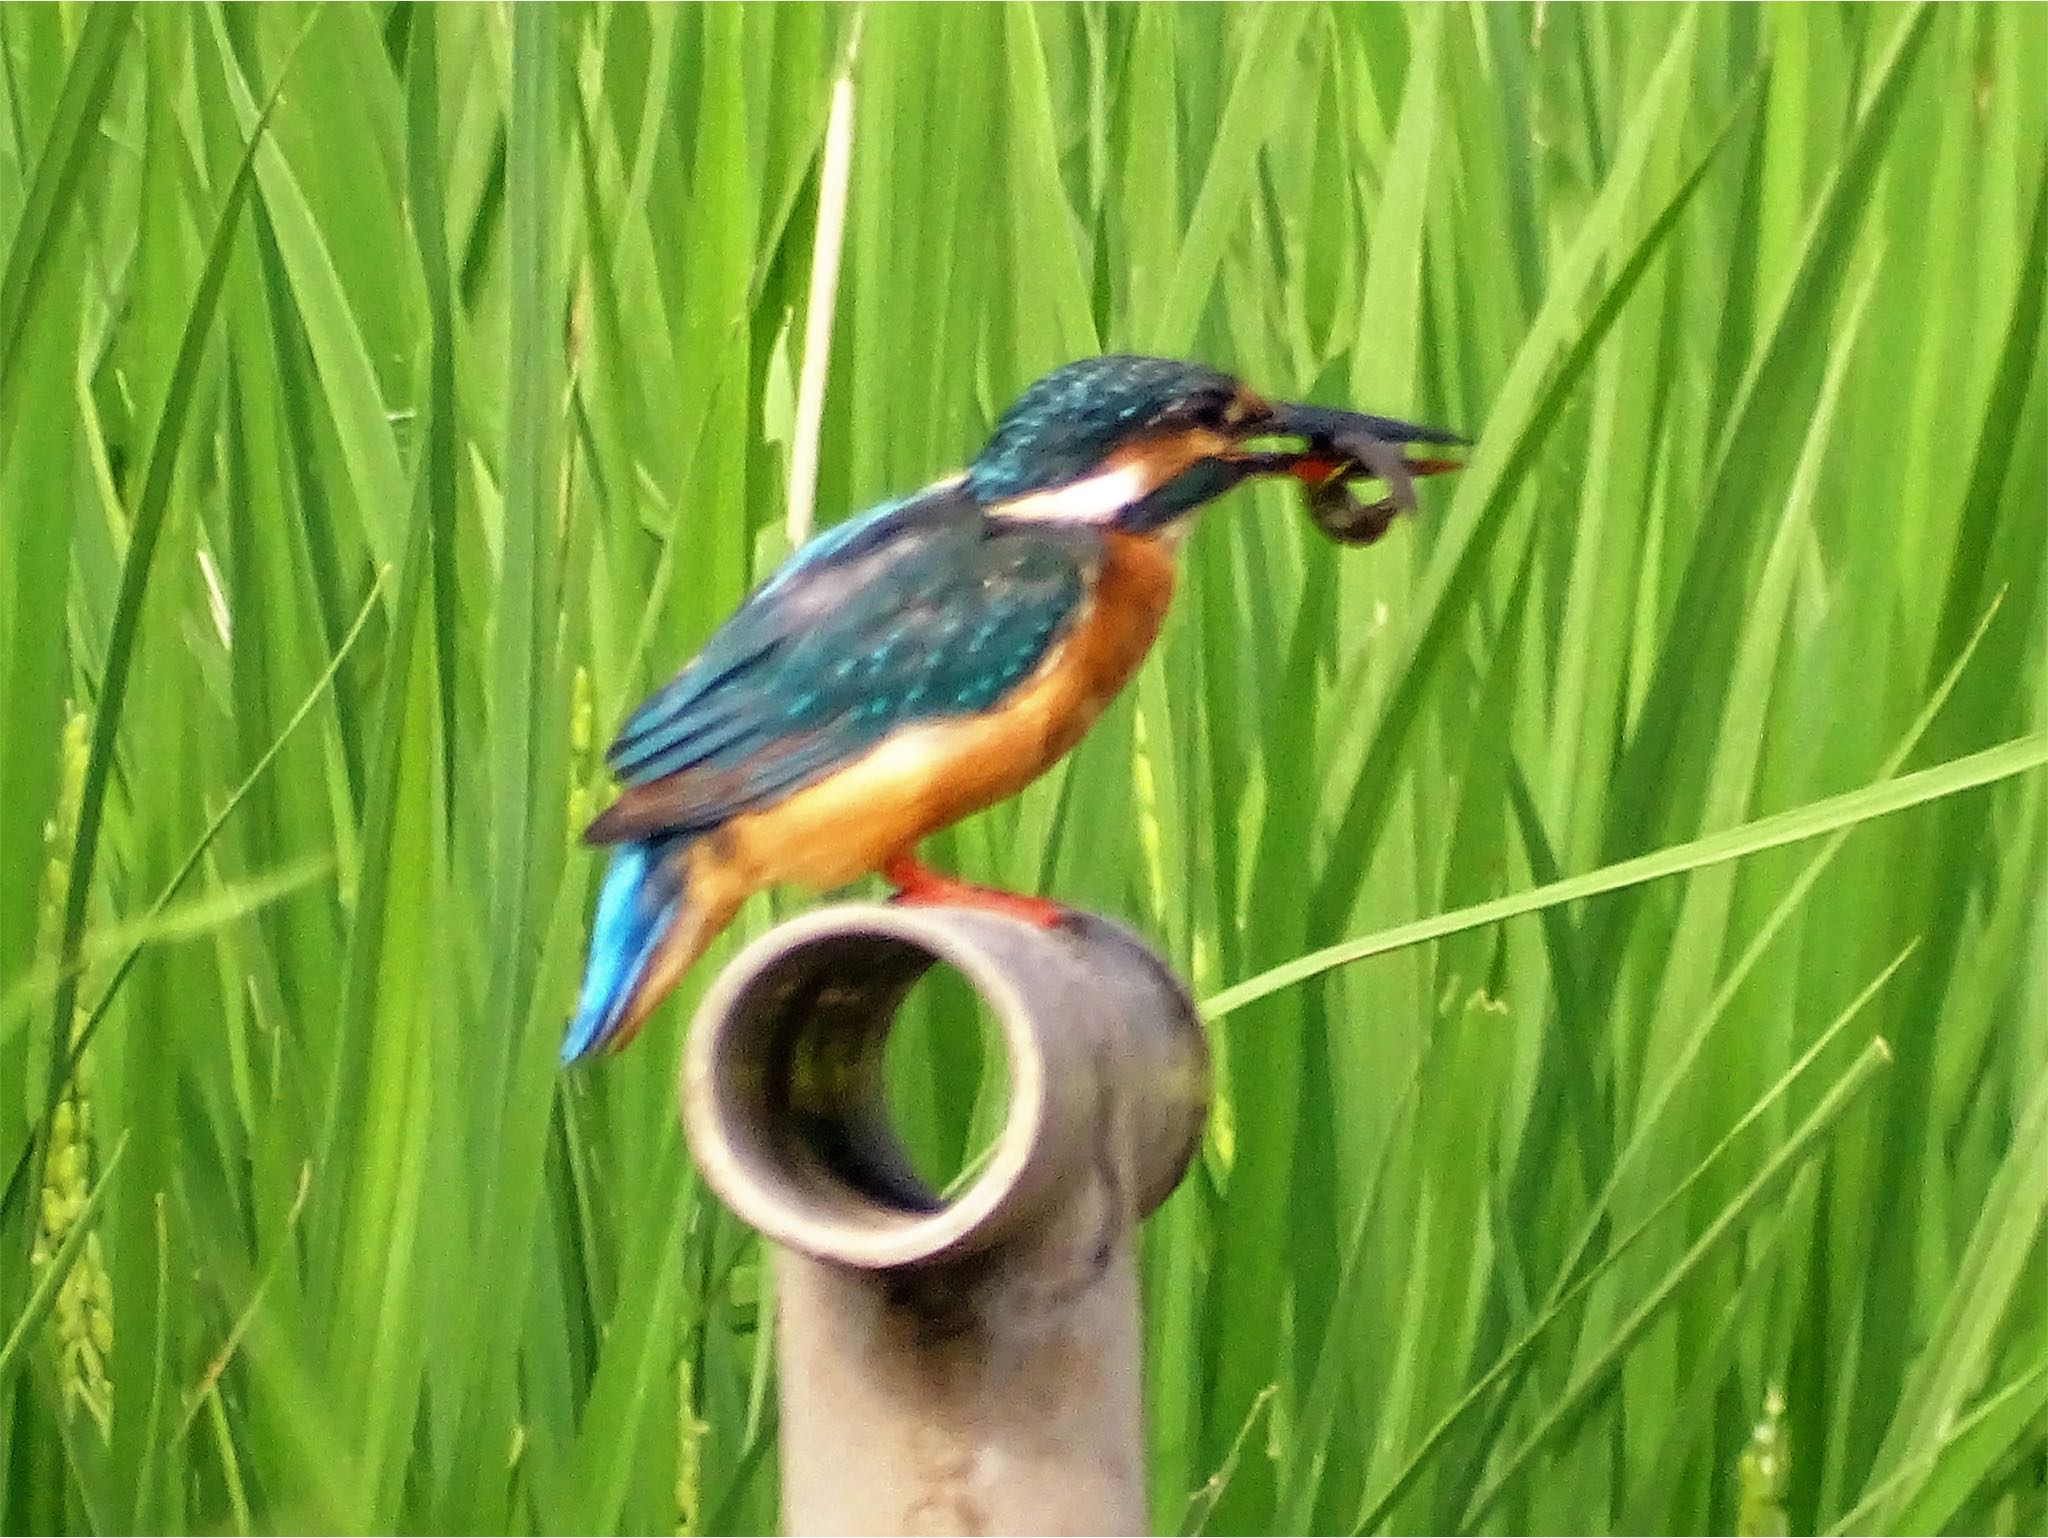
{"left": 2, "top": 4, "right": 2044, "bottom": 1533}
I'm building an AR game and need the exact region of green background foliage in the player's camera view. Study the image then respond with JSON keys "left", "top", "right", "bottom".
{"left": 1, "top": 3, "right": 2044, "bottom": 1532}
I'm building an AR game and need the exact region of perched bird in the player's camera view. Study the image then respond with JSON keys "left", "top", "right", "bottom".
{"left": 564, "top": 355, "right": 1462, "bottom": 1061}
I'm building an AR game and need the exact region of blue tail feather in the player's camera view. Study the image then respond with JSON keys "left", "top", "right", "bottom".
{"left": 562, "top": 834, "right": 690, "bottom": 1063}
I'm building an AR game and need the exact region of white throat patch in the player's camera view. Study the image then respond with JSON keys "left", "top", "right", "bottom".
{"left": 988, "top": 459, "right": 1155, "bottom": 526}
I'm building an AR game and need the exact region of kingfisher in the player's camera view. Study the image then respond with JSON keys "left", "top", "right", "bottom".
{"left": 564, "top": 355, "right": 1462, "bottom": 1061}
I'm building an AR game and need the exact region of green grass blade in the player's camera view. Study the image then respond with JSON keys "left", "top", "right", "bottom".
{"left": 1206, "top": 731, "right": 2048, "bottom": 1021}
{"left": 1829, "top": 1358, "right": 2048, "bottom": 1537}
{"left": 0, "top": 3, "right": 133, "bottom": 434}
{"left": 1349, "top": 944, "right": 1912, "bottom": 1534}
{"left": 1597, "top": 5, "right": 1937, "bottom": 866}
{"left": 1862, "top": 1066, "right": 2048, "bottom": 1520}
{"left": 30, "top": 33, "right": 300, "bottom": 1235}
{"left": 1308, "top": 33, "right": 1749, "bottom": 930}
{"left": 1462, "top": 1037, "right": 1894, "bottom": 1526}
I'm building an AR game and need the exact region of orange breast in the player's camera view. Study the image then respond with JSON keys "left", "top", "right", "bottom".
{"left": 713, "top": 531, "right": 1178, "bottom": 894}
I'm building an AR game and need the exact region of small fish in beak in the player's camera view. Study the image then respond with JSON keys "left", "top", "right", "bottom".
{"left": 1262, "top": 402, "right": 1466, "bottom": 546}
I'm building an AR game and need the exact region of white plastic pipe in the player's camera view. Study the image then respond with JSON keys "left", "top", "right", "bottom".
{"left": 681, "top": 903, "right": 1209, "bottom": 1536}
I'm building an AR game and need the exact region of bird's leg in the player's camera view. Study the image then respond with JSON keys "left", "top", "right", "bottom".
{"left": 882, "top": 851, "right": 1068, "bottom": 928}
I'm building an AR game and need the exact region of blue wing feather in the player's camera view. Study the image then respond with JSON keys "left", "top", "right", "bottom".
{"left": 586, "top": 482, "right": 1096, "bottom": 844}
{"left": 561, "top": 834, "right": 688, "bottom": 1060}
{"left": 607, "top": 484, "right": 972, "bottom": 778}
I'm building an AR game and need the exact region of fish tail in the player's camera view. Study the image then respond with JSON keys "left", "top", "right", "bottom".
{"left": 562, "top": 834, "right": 735, "bottom": 1062}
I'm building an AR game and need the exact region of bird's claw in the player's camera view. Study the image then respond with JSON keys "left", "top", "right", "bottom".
{"left": 882, "top": 853, "right": 1070, "bottom": 929}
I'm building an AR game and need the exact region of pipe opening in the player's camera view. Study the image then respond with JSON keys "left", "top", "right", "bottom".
{"left": 696, "top": 925, "right": 1043, "bottom": 1267}
{"left": 728, "top": 932, "right": 947, "bottom": 1216}
{"left": 684, "top": 904, "right": 1207, "bottom": 1270}
{"left": 884, "top": 965, "right": 1011, "bottom": 1203}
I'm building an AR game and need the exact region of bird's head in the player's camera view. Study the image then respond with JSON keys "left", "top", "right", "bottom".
{"left": 966, "top": 355, "right": 1464, "bottom": 542}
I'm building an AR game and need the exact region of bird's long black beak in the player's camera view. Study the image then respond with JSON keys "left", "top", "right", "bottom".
{"left": 1267, "top": 401, "right": 1466, "bottom": 453}
{"left": 1232, "top": 400, "right": 1466, "bottom": 546}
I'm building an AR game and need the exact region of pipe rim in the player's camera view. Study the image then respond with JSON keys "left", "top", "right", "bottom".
{"left": 681, "top": 904, "right": 1054, "bottom": 1269}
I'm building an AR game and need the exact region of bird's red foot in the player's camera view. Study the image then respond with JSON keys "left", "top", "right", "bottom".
{"left": 881, "top": 853, "right": 1068, "bottom": 928}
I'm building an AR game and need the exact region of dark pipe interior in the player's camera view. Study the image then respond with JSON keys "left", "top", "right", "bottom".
{"left": 717, "top": 932, "right": 954, "bottom": 1216}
